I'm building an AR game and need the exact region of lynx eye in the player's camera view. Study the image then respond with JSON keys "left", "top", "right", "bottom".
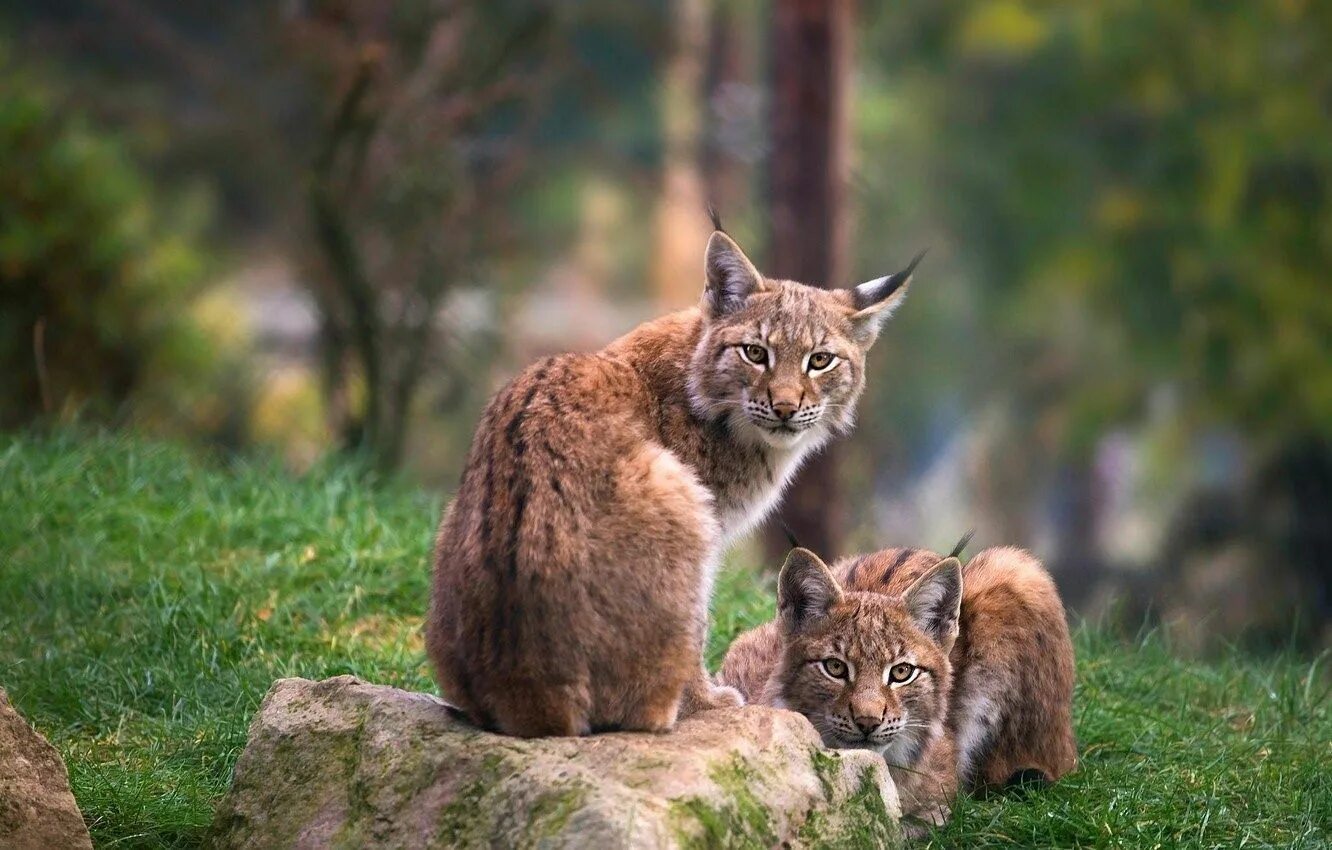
{"left": 741, "top": 344, "right": 769, "bottom": 366}
{"left": 887, "top": 662, "right": 919, "bottom": 685}
{"left": 807, "top": 351, "right": 836, "bottom": 373}
{"left": 820, "top": 658, "right": 848, "bottom": 680}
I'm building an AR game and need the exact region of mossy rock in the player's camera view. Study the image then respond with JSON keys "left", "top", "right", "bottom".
{"left": 207, "top": 676, "right": 900, "bottom": 849}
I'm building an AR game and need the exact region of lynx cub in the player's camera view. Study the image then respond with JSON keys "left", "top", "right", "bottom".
{"left": 426, "top": 222, "right": 923, "bottom": 737}
{"left": 720, "top": 544, "right": 1076, "bottom": 827}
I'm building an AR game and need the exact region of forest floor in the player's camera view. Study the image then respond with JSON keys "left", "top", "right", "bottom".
{"left": 1, "top": 432, "right": 1329, "bottom": 848}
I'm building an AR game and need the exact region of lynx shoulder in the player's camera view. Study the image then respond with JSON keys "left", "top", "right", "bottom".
{"left": 719, "top": 544, "right": 1076, "bottom": 827}
{"left": 427, "top": 223, "right": 923, "bottom": 738}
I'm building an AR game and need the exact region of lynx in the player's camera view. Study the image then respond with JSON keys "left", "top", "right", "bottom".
{"left": 426, "top": 220, "right": 924, "bottom": 737}
{"left": 719, "top": 544, "right": 1076, "bottom": 828}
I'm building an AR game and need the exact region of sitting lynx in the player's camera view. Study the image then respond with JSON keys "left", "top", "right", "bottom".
{"left": 426, "top": 220, "right": 924, "bottom": 738}
{"left": 719, "top": 543, "right": 1076, "bottom": 828}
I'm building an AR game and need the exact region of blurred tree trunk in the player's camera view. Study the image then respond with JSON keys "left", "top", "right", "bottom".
{"left": 307, "top": 52, "right": 399, "bottom": 469}
{"left": 765, "top": 0, "right": 853, "bottom": 560}
{"left": 652, "top": 0, "right": 712, "bottom": 310}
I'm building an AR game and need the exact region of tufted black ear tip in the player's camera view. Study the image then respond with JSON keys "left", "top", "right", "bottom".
{"left": 948, "top": 529, "right": 975, "bottom": 560}
{"left": 707, "top": 203, "right": 724, "bottom": 233}
{"left": 902, "top": 246, "right": 929, "bottom": 278}
{"left": 852, "top": 247, "right": 930, "bottom": 311}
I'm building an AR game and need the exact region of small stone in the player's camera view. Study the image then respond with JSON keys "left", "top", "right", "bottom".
{"left": 0, "top": 688, "right": 93, "bottom": 850}
{"left": 207, "top": 676, "right": 901, "bottom": 849}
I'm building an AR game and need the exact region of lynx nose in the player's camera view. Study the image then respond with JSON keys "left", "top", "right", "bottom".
{"left": 853, "top": 714, "right": 882, "bottom": 736}
{"left": 771, "top": 400, "right": 798, "bottom": 421}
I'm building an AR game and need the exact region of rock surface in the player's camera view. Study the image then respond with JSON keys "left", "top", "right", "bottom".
{"left": 208, "top": 676, "right": 900, "bottom": 849}
{"left": 0, "top": 688, "right": 93, "bottom": 850}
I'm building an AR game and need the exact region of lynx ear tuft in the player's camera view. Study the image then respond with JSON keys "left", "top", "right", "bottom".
{"left": 902, "top": 556, "right": 962, "bottom": 646}
{"left": 704, "top": 231, "right": 764, "bottom": 318}
{"left": 849, "top": 248, "right": 927, "bottom": 343}
{"left": 778, "top": 548, "right": 843, "bottom": 634}
{"left": 948, "top": 529, "right": 975, "bottom": 560}
{"left": 707, "top": 203, "right": 724, "bottom": 233}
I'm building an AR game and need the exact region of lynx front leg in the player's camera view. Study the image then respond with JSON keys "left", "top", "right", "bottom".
{"left": 678, "top": 665, "right": 744, "bottom": 717}
{"left": 678, "top": 555, "right": 744, "bottom": 717}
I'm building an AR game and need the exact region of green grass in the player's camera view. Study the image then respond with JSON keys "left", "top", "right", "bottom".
{"left": 1, "top": 433, "right": 1329, "bottom": 848}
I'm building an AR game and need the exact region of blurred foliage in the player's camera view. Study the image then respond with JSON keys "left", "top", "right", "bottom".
{"left": 863, "top": 0, "right": 1332, "bottom": 458}
{"left": 0, "top": 2, "right": 1328, "bottom": 636}
{"left": 7, "top": 2, "right": 1324, "bottom": 463}
{"left": 846, "top": 1, "right": 1332, "bottom": 641}
{"left": 0, "top": 0, "right": 676, "bottom": 474}
{"left": 291, "top": 0, "right": 569, "bottom": 470}
{"left": 0, "top": 58, "right": 247, "bottom": 438}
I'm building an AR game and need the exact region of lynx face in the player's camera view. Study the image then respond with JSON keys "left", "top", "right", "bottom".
{"left": 771, "top": 548, "right": 962, "bottom": 768}
{"left": 688, "top": 233, "right": 922, "bottom": 450}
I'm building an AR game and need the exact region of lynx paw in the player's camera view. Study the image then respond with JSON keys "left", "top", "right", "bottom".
{"left": 704, "top": 683, "right": 744, "bottom": 709}
{"left": 679, "top": 681, "right": 745, "bottom": 717}
{"left": 901, "top": 804, "right": 950, "bottom": 839}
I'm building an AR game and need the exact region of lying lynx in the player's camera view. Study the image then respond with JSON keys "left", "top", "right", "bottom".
{"left": 720, "top": 544, "right": 1076, "bottom": 827}
{"left": 426, "top": 221, "right": 924, "bottom": 737}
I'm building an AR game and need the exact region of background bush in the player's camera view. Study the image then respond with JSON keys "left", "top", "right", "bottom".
{"left": 0, "top": 62, "right": 247, "bottom": 440}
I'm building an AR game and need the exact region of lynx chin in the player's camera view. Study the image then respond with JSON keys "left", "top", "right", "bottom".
{"left": 426, "top": 219, "right": 924, "bottom": 738}
{"left": 720, "top": 544, "right": 1077, "bottom": 831}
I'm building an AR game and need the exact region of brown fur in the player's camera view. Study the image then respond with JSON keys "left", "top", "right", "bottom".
{"left": 719, "top": 545, "right": 1076, "bottom": 826}
{"left": 426, "top": 229, "right": 920, "bottom": 737}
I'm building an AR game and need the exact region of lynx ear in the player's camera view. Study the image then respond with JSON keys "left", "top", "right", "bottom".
{"left": 849, "top": 249, "right": 926, "bottom": 344}
{"left": 902, "top": 556, "right": 962, "bottom": 647}
{"left": 778, "top": 548, "right": 843, "bottom": 635}
{"left": 704, "top": 231, "right": 764, "bottom": 318}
